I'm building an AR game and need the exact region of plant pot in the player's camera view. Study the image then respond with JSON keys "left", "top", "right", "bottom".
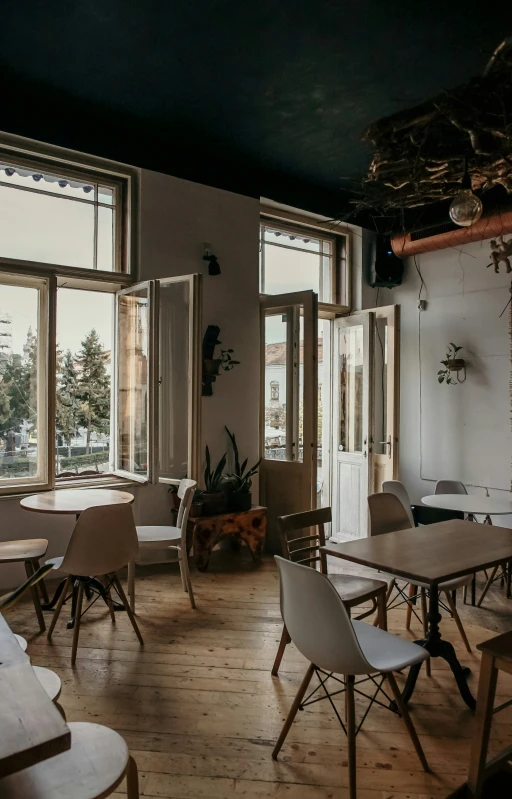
{"left": 203, "top": 358, "right": 221, "bottom": 376}
{"left": 230, "top": 491, "right": 252, "bottom": 512}
{"left": 189, "top": 501, "right": 203, "bottom": 519}
{"left": 448, "top": 358, "right": 465, "bottom": 372}
{"left": 201, "top": 491, "right": 226, "bottom": 515}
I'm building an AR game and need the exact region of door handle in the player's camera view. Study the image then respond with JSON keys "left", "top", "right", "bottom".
{"left": 379, "top": 435, "right": 392, "bottom": 458}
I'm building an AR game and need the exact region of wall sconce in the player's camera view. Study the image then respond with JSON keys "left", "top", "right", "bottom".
{"left": 203, "top": 244, "right": 221, "bottom": 276}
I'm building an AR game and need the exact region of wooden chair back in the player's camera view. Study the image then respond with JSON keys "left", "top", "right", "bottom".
{"left": 277, "top": 507, "right": 332, "bottom": 574}
{"left": 368, "top": 492, "right": 412, "bottom": 536}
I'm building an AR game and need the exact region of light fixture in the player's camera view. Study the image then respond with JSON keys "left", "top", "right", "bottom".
{"left": 449, "top": 160, "right": 483, "bottom": 227}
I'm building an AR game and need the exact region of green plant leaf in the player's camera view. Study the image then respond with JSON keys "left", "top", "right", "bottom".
{"left": 437, "top": 370, "right": 445, "bottom": 375}
{"left": 438, "top": 375, "right": 445, "bottom": 383}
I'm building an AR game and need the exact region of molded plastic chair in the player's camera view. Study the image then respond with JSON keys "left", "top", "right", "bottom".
{"left": 368, "top": 493, "right": 473, "bottom": 658}
{"left": 271, "top": 507, "right": 388, "bottom": 676}
{"left": 46, "top": 504, "right": 143, "bottom": 664}
{"left": 382, "top": 480, "right": 415, "bottom": 528}
{"left": 435, "top": 479, "right": 468, "bottom": 495}
{"left": 272, "top": 556, "right": 429, "bottom": 799}
{"left": 128, "top": 478, "right": 197, "bottom": 611}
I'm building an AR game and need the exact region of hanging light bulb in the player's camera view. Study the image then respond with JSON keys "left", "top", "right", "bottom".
{"left": 449, "top": 160, "right": 483, "bottom": 227}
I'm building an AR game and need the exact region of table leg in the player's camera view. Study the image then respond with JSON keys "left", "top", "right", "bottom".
{"left": 397, "top": 585, "right": 476, "bottom": 711}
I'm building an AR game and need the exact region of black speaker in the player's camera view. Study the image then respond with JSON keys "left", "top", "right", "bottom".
{"left": 368, "top": 235, "right": 404, "bottom": 288}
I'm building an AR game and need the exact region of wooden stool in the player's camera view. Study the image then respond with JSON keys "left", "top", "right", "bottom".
{"left": 0, "top": 540, "right": 49, "bottom": 632}
{"left": 0, "top": 722, "right": 139, "bottom": 798}
{"left": 465, "top": 630, "right": 512, "bottom": 797}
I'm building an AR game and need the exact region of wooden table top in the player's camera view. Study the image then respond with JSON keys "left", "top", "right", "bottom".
{"left": 20, "top": 488, "right": 134, "bottom": 515}
{"left": 322, "top": 519, "right": 512, "bottom": 586}
{"left": 0, "top": 614, "right": 70, "bottom": 778}
{"left": 422, "top": 494, "right": 512, "bottom": 515}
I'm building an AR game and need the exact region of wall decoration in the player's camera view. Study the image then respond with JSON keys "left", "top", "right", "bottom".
{"left": 437, "top": 344, "right": 466, "bottom": 385}
{"left": 202, "top": 324, "right": 240, "bottom": 396}
{"left": 488, "top": 236, "right": 512, "bottom": 273}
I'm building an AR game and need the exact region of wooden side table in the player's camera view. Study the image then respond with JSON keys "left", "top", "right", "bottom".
{"left": 187, "top": 505, "right": 267, "bottom": 571}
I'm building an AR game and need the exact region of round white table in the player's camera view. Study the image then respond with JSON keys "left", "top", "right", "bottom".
{"left": 421, "top": 494, "right": 512, "bottom": 524}
{"left": 422, "top": 494, "right": 512, "bottom": 606}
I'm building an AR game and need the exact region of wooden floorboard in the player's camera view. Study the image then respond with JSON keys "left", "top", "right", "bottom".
{"left": 4, "top": 552, "right": 512, "bottom": 798}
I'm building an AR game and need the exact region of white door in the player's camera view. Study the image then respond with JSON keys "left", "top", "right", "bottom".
{"left": 331, "top": 313, "right": 373, "bottom": 541}
{"left": 260, "top": 290, "right": 318, "bottom": 551}
{"left": 371, "top": 305, "right": 400, "bottom": 492}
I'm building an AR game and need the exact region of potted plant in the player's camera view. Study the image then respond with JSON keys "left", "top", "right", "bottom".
{"left": 438, "top": 343, "right": 466, "bottom": 385}
{"left": 189, "top": 489, "right": 204, "bottom": 518}
{"left": 202, "top": 446, "right": 227, "bottom": 515}
{"left": 225, "top": 426, "right": 261, "bottom": 512}
{"left": 202, "top": 325, "right": 240, "bottom": 396}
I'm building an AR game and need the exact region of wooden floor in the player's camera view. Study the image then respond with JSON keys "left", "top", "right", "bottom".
{"left": 5, "top": 551, "right": 512, "bottom": 799}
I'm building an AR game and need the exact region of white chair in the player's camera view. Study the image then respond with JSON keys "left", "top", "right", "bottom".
{"left": 46, "top": 504, "right": 143, "bottom": 664}
{"left": 382, "top": 480, "right": 415, "bottom": 528}
{"left": 272, "top": 556, "right": 429, "bottom": 799}
{"left": 435, "top": 479, "right": 467, "bottom": 495}
{"left": 128, "top": 478, "right": 197, "bottom": 612}
{"left": 369, "top": 493, "right": 473, "bottom": 663}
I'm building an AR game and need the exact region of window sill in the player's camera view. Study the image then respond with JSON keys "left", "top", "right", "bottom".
{"left": 0, "top": 475, "right": 143, "bottom": 501}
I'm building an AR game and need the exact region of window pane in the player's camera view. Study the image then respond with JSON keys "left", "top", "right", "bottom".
{"left": 56, "top": 289, "right": 113, "bottom": 479}
{"left": 264, "top": 314, "right": 288, "bottom": 460}
{"left": 0, "top": 281, "right": 42, "bottom": 484}
{"left": 338, "top": 324, "right": 364, "bottom": 454}
{"left": 260, "top": 224, "right": 334, "bottom": 300}
{"left": 116, "top": 288, "right": 149, "bottom": 477}
{"left": 97, "top": 206, "right": 114, "bottom": 272}
{"left": 98, "top": 185, "right": 114, "bottom": 205}
{"left": 373, "top": 317, "right": 388, "bottom": 456}
{"left": 0, "top": 185, "right": 95, "bottom": 269}
{"left": 159, "top": 280, "right": 191, "bottom": 480}
{"left": 0, "top": 165, "right": 96, "bottom": 200}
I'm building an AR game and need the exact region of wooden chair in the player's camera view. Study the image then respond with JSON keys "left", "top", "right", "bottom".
{"left": 465, "top": 630, "right": 512, "bottom": 797}
{"left": 0, "top": 721, "right": 139, "bottom": 798}
{"left": 368, "top": 493, "right": 473, "bottom": 669}
{"left": 271, "top": 507, "right": 387, "bottom": 677}
{"left": 46, "top": 504, "right": 143, "bottom": 664}
{"left": 0, "top": 539, "right": 49, "bottom": 632}
{"left": 128, "top": 478, "right": 197, "bottom": 612}
{"left": 272, "top": 556, "right": 429, "bottom": 799}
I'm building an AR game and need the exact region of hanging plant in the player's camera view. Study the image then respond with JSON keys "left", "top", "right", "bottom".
{"left": 438, "top": 344, "right": 466, "bottom": 385}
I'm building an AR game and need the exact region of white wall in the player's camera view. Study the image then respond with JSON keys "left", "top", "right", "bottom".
{"left": 369, "top": 239, "right": 512, "bottom": 521}
{"left": 0, "top": 168, "right": 260, "bottom": 588}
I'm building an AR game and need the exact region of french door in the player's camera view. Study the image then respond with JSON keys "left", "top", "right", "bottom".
{"left": 330, "top": 305, "right": 399, "bottom": 541}
{"left": 260, "top": 291, "right": 318, "bottom": 551}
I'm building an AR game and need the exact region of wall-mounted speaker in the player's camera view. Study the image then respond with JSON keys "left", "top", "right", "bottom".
{"left": 367, "top": 235, "right": 404, "bottom": 288}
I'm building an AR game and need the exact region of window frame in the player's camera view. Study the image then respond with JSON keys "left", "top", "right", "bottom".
{"left": 0, "top": 136, "right": 137, "bottom": 496}
{"left": 259, "top": 213, "right": 350, "bottom": 309}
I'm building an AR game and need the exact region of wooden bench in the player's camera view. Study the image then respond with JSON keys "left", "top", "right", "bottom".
{"left": 187, "top": 505, "right": 267, "bottom": 570}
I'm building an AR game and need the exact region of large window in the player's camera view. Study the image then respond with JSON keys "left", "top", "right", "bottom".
{"left": 259, "top": 218, "right": 348, "bottom": 305}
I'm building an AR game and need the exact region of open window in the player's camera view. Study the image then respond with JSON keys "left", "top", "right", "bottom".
{"left": 113, "top": 274, "right": 201, "bottom": 484}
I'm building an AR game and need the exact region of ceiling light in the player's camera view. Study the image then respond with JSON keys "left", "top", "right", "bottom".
{"left": 449, "top": 161, "right": 483, "bottom": 227}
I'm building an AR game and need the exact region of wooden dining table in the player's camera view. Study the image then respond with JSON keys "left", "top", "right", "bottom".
{"left": 322, "top": 519, "right": 512, "bottom": 711}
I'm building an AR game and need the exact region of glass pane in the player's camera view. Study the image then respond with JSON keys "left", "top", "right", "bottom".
{"left": 116, "top": 288, "right": 149, "bottom": 477}
{"left": 264, "top": 313, "right": 288, "bottom": 460}
{"left": 338, "top": 324, "right": 364, "bottom": 454}
{"left": 98, "top": 185, "right": 114, "bottom": 205}
{"left": 0, "top": 164, "right": 96, "bottom": 199}
{"left": 0, "top": 282, "right": 41, "bottom": 482}
{"left": 159, "top": 280, "right": 191, "bottom": 480}
{"left": 0, "top": 185, "right": 95, "bottom": 269}
{"left": 263, "top": 225, "right": 322, "bottom": 253}
{"left": 373, "top": 318, "right": 388, "bottom": 456}
{"left": 297, "top": 315, "right": 304, "bottom": 463}
{"left": 317, "top": 318, "right": 331, "bottom": 509}
{"left": 97, "top": 206, "right": 114, "bottom": 271}
{"left": 56, "top": 289, "right": 113, "bottom": 478}
{"left": 260, "top": 224, "right": 333, "bottom": 300}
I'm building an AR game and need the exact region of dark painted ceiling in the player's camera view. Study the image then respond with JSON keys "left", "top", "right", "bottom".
{"left": 2, "top": 1, "right": 512, "bottom": 219}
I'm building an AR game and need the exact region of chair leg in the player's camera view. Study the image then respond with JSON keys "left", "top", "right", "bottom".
{"left": 101, "top": 575, "right": 116, "bottom": 624}
{"left": 420, "top": 588, "right": 431, "bottom": 678}
{"left": 178, "top": 546, "right": 196, "bottom": 609}
{"left": 71, "top": 581, "right": 85, "bottom": 665}
{"left": 346, "top": 674, "right": 357, "bottom": 799}
{"left": 24, "top": 560, "right": 45, "bottom": 632}
{"left": 507, "top": 561, "right": 512, "bottom": 599}
{"left": 111, "top": 573, "right": 144, "bottom": 645}
{"left": 127, "top": 560, "right": 135, "bottom": 613}
{"left": 445, "top": 590, "right": 472, "bottom": 653}
{"left": 34, "top": 559, "right": 49, "bottom": 604}
{"left": 467, "top": 651, "right": 498, "bottom": 798}
{"left": 477, "top": 566, "right": 500, "bottom": 608}
{"left": 126, "top": 755, "right": 140, "bottom": 799}
{"left": 272, "top": 664, "right": 315, "bottom": 759}
{"left": 374, "top": 579, "right": 395, "bottom": 626}
{"left": 405, "top": 583, "right": 416, "bottom": 631}
{"left": 376, "top": 590, "right": 387, "bottom": 631}
{"left": 387, "top": 671, "right": 429, "bottom": 772}
{"left": 48, "top": 575, "right": 72, "bottom": 638}
{"left": 272, "top": 625, "right": 291, "bottom": 676}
